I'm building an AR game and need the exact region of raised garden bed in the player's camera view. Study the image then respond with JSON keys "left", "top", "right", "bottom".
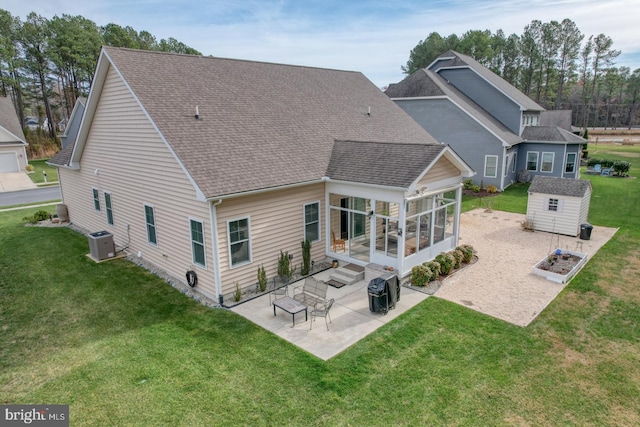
{"left": 532, "top": 249, "right": 588, "bottom": 284}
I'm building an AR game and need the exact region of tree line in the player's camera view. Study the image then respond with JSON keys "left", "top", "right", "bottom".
{"left": 402, "top": 18, "right": 640, "bottom": 129}
{"left": 0, "top": 9, "right": 200, "bottom": 146}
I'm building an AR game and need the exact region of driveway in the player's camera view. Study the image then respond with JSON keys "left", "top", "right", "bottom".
{"left": 0, "top": 172, "right": 37, "bottom": 192}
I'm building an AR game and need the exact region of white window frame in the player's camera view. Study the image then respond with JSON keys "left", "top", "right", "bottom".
{"left": 189, "top": 218, "right": 207, "bottom": 268}
{"left": 303, "top": 201, "right": 321, "bottom": 243}
{"left": 104, "top": 191, "right": 114, "bottom": 226}
{"left": 565, "top": 152, "right": 577, "bottom": 174}
{"left": 144, "top": 204, "right": 158, "bottom": 246}
{"left": 547, "top": 198, "right": 564, "bottom": 213}
{"left": 512, "top": 152, "right": 517, "bottom": 173}
{"left": 484, "top": 155, "right": 498, "bottom": 178}
{"left": 526, "top": 152, "right": 539, "bottom": 172}
{"left": 227, "top": 217, "right": 251, "bottom": 268}
{"left": 92, "top": 188, "right": 100, "bottom": 212}
{"left": 541, "top": 152, "right": 554, "bottom": 173}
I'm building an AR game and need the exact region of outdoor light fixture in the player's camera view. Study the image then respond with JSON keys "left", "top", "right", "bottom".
{"left": 368, "top": 210, "right": 374, "bottom": 218}
{"left": 398, "top": 228, "right": 403, "bottom": 236}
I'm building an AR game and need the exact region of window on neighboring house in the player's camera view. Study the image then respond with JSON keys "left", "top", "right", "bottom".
{"left": 527, "top": 152, "right": 539, "bottom": 171}
{"left": 144, "top": 205, "right": 157, "bottom": 245}
{"left": 104, "top": 192, "right": 114, "bottom": 225}
{"left": 304, "top": 202, "right": 320, "bottom": 243}
{"left": 512, "top": 152, "right": 517, "bottom": 173}
{"left": 565, "top": 153, "right": 577, "bottom": 173}
{"left": 505, "top": 153, "right": 515, "bottom": 177}
{"left": 484, "top": 155, "right": 498, "bottom": 178}
{"left": 92, "top": 188, "right": 100, "bottom": 211}
{"left": 228, "top": 218, "right": 250, "bottom": 267}
{"left": 190, "top": 219, "right": 206, "bottom": 268}
{"left": 541, "top": 152, "right": 554, "bottom": 172}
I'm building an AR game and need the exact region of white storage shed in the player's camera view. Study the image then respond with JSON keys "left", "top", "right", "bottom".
{"left": 526, "top": 176, "right": 592, "bottom": 236}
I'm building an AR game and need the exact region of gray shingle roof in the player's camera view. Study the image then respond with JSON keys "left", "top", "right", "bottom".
{"left": 99, "top": 47, "right": 441, "bottom": 198}
{"left": 0, "top": 96, "right": 27, "bottom": 144}
{"left": 48, "top": 142, "right": 74, "bottom": 166}
{"left": 522, "top": 126, "right": 586, "bottom": 143}
{"left": 327, "top": 140, "right": 445, "bottom": 187}
{"left": 529, "top": 175, "right": 591, "bottom": 197}
{"left": 433, "top": 51, "right": 544, "bottom": 112}
{"left": 386, "top": 69, "right": 522, "bottom": 147}
{"left": 540, "top": 110, "right": 573, "bottom": 131}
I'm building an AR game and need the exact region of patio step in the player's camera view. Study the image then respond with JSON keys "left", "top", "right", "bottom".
{"left": 329, "top": 266, "right": 364, "bottom": 286}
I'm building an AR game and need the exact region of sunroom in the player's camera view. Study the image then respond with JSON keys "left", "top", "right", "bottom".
{"left": 325, "top": 141, "right": 474, "bottom": 277}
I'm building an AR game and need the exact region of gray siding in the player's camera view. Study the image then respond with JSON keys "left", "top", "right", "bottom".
{"left": 438, "top": 68, "right": 522, "bottom": 134}
{"left": 395, "top": 98, "right": 505, "bottom": 189}
{"left": 517, "top": 142, "right": 571, "bottom": 181}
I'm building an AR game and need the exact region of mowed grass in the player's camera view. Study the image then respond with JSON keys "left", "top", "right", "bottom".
{"left": 27, "top": 158, "right": 59, "bottom": 184}
{"left": 1, "top": 144, "right": 639, "bottom": 426}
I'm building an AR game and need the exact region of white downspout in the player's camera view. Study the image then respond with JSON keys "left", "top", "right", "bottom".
{"left": 454, "top": 184, "right": 462, "bottom": 244}
{"left": 209, "top": 199, "right": 223, "bottom": 304}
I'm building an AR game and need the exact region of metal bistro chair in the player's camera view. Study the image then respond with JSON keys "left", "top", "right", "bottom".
{"left": 268, "top": 275, "right": 289, "bottom": 305}
{"left": 310, "top": 298, "right": 335, "bottom": 330}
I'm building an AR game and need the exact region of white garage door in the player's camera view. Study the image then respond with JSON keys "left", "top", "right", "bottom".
{"left": 0, "top": 152, "right": 20, "bottom": 172}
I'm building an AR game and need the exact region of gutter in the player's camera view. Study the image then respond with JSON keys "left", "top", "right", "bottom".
{"left": 205, "top": 178, "right": 326, "bottom": 202}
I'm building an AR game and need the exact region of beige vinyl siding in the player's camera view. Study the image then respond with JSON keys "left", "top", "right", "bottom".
{"left": 58, "top": 64, "right": 216, "bottom": 298}
{"left": 526, "top": 193, "right": 582, "bottom": 236}
{"left": 418, "top": 156, "right": 459, "bottom": 186}
{"left": 216, "top": 183, "right": 325, "bottom": 296}
{"left": 578, "top": 188, "right": 591, "bottom": 227}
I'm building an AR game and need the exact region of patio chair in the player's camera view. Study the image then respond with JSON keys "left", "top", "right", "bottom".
{"left": 331, "top": 230, "right": 346, "bottom": 252}
{"left": 601, "top": 167, "right": 612, "bottom": 176}
{"left": 268, "top": 274, "right": 289, "bottom": 305}
{"left": 310, "top": 298, "right": 334, "bottom": 330}
{"left": 593, "top": 164, "right": 602, "bottom": 174}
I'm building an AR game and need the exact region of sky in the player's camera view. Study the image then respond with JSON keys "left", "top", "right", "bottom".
{"left": 3, "top": 0, "right": 640, "bottom": 88}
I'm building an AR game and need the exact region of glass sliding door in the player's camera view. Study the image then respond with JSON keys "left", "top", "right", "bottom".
{"left": 329, "top": 193, "right": 371, "bottom": 263}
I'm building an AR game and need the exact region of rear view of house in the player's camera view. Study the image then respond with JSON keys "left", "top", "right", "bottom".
{"left": 0, "top": 96, "right": 28, "bottom": 173}
{"left": 49, "top": 47, "right": 473, "bottom": 304}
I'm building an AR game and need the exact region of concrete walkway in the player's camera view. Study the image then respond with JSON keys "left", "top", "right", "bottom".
{"left": 231, "top": 268, "right": 429, "bottom": 360}
{"left": 0, "top": 172, "right": 37, "bottom": 192}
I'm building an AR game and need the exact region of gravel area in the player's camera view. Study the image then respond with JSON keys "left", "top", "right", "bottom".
{"left": 435, "top": 209, "right": 618, "bottom": 326}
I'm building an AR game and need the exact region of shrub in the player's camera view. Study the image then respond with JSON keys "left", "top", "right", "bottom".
{"left": 449, "top": 249, "right": 464, "bottom": 269}
{"left": 486, "top": 185, "right": 498, "bottom": 193}
{"left": 425, "top": 261, "right": 441, "bottom": 278}
{"left": 26, "top": 164, "right": 35, "bottom": 172}
{"left": 463, "top": 178, "right": 475, "bottom": 190}
{"left": 277, "top": 250, "right": 290, "bottom": 277}
{"left": 257, "top": 265, "right": 267, "bottom": 292}
{"left": 300, "top": 239, "right": 311, "bottom": 275}
{"left": 612, "top": 160, "right": 631, "bottom": 176}
{"left": 23, "top": 210, "right": 51, "bottom": 224}
{"left": 435, "top": 253, "right": 455, "bottom": 276}
{"left": 456, "top": 244, "right": 474, "bottom": 263}
{"left": 471, "top": 184, "right": 481, "bottom": 193}
{"left": 233, "top": 282, "right": 242, "bottom": 302}
{"left": 411, "top": 264, "right": 430, "bottom": 286}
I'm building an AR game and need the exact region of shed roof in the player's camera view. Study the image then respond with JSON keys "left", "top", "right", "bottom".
{"left": 529, "top": 176, "right": 591, "bottom": 198}
{"left": 58, "top": 47, "right": 451, "bottom": 198}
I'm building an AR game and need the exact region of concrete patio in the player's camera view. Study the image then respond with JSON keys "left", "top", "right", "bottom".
{"left": 230, "top": 268, "right": 429, "bottom": 361}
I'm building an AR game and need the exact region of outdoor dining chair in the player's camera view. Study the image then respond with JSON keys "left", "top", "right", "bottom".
{"left": 268, "top": 275, "right": 289, "bottom": 305}
{"left": 310, "top": 298, "right": 335, "bottom": 330}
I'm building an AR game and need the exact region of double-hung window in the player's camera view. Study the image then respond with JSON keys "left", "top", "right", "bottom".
{"left": 304, "top": 202, "right": 320, "bottom": 243}
{"left": 104, "top": 192, "right": 114, "bottom": 225}
{"left": 92, "top": 188, "right": 100, "bottom": 211}
{"left": 541, "top": 152, "right": 554, "bottom": 172}
{"left": 228, "top": 218, "right": 250, "bottom": 267}
{"left": 484, "top": 155, "right": 498, "bottom": 178}
{"left": 565, "top": 153, "right": 577, "bottom": 173}
{"left": 190, "top": 219, "right": 206, "bottom": 268}
{"left": 144, "top": 205, "right": 157, "bottom": 245}
{"left": 527, "top": 152, "right": 538, "bottom": 171}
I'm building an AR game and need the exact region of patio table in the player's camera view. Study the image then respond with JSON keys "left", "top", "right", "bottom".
{"left": 273, "top": 296, "right": 308, "bottom": 327}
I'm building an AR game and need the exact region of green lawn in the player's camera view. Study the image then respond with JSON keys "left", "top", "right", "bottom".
{"left": 2, "top": 145, "right": 639, "bottom": 426}
{"left": 27, "top": 158, "right": 59, "bottom": 184}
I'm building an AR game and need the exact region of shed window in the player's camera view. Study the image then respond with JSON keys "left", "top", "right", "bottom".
{"left": 541, "top": 152, "right": 554, "bottom": 172}
{"left": 548, "top": 198, "right": 559, "bottom": 211}
{"left": 546, "top": 198, "right": 563, "bottom": 213}
{"left": 527, "top": 152, "right": 538, "bottom": 171}
{"left": 228, "top": 218, "right": 250, "bottom": 267}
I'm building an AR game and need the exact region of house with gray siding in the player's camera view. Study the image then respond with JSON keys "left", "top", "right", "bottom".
{"left": 386, "top": 51, "right": 585, "bottom": 190}
{"left": 49, "top": 47, "right": 473, "bottom": 304}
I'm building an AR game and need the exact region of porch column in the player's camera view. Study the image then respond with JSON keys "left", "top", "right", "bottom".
{"left": 454, "top": 185, "right": 462, "bottom": 245}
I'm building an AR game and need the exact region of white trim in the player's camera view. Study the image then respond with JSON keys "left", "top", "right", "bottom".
{"left": 227, "top": 216, "right": 252, "bottom": 269}
{"left": 565, "top": 152, "right": 577, "bottom": 175}
{"left": 484, "top": 155, "right": 498, "bottom": 178}
{"left": 143, "top": 203, "right": 158, "bottom": 246}
{"left": 303, "top": 201, "right": 321, "bottom": 243}
{"left": 526, "top": 151, "right": 539, "bottom": 172}
{"left": 541, "top": 152, "right": 555, "bottom": 173}
{"left": 189, "top": 217, "right": 207, "bottom": 269}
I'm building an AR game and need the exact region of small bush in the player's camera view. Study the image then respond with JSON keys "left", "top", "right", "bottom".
{"left": 233, "top": 282, "right": 242, "bottom": 302}
{"left": 26, "top": 164, "right": 35, "bottom": 172}
{"left": 463, "top": 178, "right": 475, "bottom": 190}
{"left": 449, "top": 250, "right": 464, "bottom": 270}
{"left": 486, "top": 185, "right": 498, "bottom": 193}
{"left": 435, "top": 253, "right": 455, "bottom": 275}
{"left": 257, "top": 265, "right": 267, "bottom": 292}
{"left": 277, "top": 250, "right": 290, "bottom": 277}
{"left": 425, "top": 261, "right": 441, "bottom": 278}
{"left": 471, "top": 184, "right": 481, "bottom": 193}
{"left": 411, "top": 264, "right": 430, "bottom": 286}
{"left": 456, "top": 244, "right": 474, "bottom": 263}
{"left": 23, "top": 210, "right": 51, "bottom": 224}
{"left": 612, "top": 160, "right": 631, "bottom": 176}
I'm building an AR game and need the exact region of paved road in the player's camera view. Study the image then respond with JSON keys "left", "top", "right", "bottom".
{"left": 0, "top": 186, "right": 61, "bottom": 208}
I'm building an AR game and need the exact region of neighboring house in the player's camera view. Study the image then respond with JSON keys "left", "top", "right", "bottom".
{"left": 49, "top": 47, "right": 474, "bottom": 304}
{"left": 59, "top": 97, "right": 87, "bottom": 149}
{"left": 526, "top": 175, "right": 592, "bottom": 236}
{"left": 0, "top": 96, "right": 28, "bottom": 173}
{"left": 386, "top": 51, "right": 585, "bottom": 191}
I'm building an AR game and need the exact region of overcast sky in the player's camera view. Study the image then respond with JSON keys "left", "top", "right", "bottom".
{"left": 3, "top": 0, "right": 640, "bottom": 88}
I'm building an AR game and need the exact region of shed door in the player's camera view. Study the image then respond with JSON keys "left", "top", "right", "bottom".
{"left": 0, "top": 152, "right": 20, "bottom": 172}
